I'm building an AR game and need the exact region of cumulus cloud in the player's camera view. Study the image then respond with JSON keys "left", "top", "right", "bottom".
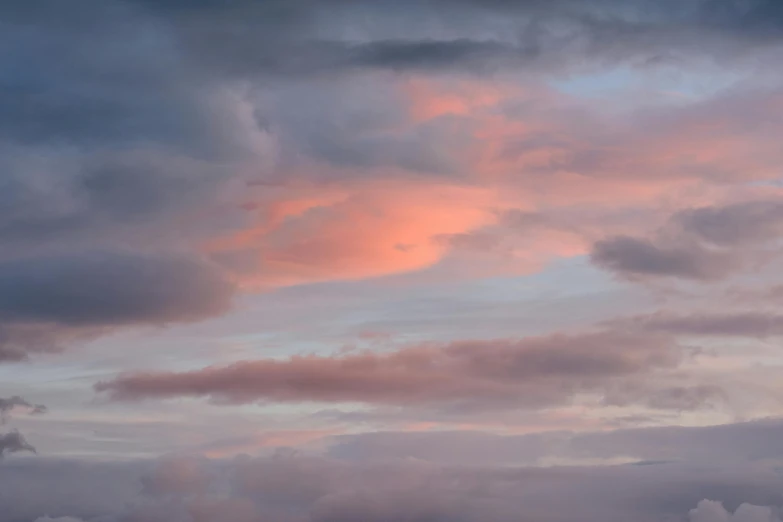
{"left": 690, "top": 499, "right": 782, "bottom": 522}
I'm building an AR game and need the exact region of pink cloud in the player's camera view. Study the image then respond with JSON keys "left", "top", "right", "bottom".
{"left": 209, "top": 179, "right": 508, "bottom": 287}
{"left": 96, "top": 330, "right": 681, "bottom": 409}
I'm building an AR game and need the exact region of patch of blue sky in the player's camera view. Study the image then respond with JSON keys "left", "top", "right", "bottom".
{"left": 552, "top": 64, "right": 747, "bottom": 102}
{"left": 552, "top": 67, "right": 636, "bottom": 98}
{"left": 343, "top": 257, "right": 652, "bottom": 342}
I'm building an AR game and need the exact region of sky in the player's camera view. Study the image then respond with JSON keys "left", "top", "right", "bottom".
{"left": 4, "top": 0, "right": 783, "bottom": 520}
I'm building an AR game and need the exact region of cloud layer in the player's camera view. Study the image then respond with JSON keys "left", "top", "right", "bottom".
{"left": 2, "top": 0, "right": 783, "bottom": 363}
{"left": 3, "top": 452, "right": 783, "bottom": 522}
{"left": 5, "top": 1, "right": 783, "bottom": 520}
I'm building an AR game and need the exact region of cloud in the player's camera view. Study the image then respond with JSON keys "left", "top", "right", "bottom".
{"left": 0, "top": 458, "right": 147, "bottom": 522}
{"left": 0, "top": 396, "right": 46, "bottom": 423}
{"left": 208, "top": 180, "right": 504, "bottom": 287}
{"left": 0, "top": 0, "right": 265, "bottom": 360}
{"left": 34, "top": 517, "right": 86, "bottom": 522}
{"left": 328, "top": 418, "right": 783, "bottom": 467}
{"left": 0, "top": 396, "right": 47, "bottom": 458}
{"left": 690, "top": 499, "right": 782, "bottom": 522}
{"left": 0, "top": 430, "right": 36, "bottom": 457}
{"left": 107, "top": 0, "right": 783, "bottom": 81}
{"left": 3, "top": 454, "right": 783, "bottom": 522}
{"left": 0, "top": 252, "right": 234, "bottom": 327}
{"left": 607, "top": 311, "right": 783, "bottom": 338}
{"left": 591, "top": 199, "right": 783, "bottom": 281}
{"left": 35, "top": 517, "right": 84, "bottom": 522}
{"left": 0, "top": 252, "right": 235, "bottom": 361}
{"left": 675, "top": 201, "right": 783, "bottom": 247}
{"left": 591, "top": 235, "right": 737, "bottom": 280}
{"left": 96, "top": 329, "right": 683, "bottom": 409}
{"left": 607, "top": 383, "right": 727, "bottom": 411}
{"left": 6, "top": 4, "right": 783, "bottom": 522}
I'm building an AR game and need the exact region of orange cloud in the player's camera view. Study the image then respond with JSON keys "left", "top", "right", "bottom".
{"left": 209, "top": 179, "right": 510, "bottom": 288}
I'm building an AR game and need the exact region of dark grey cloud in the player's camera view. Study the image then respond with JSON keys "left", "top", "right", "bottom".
{"left": 0, "top": 430, "right": 36, "bottom": 457}
{"left": 698, "top": 0, "right": 783, "bottom": 40}
{"left": 0, "top": 396, "right": 47, "bottom": 459}
{"left": 591, "top": 200, "right": 783, "bottom": 281}
{"left": 0, "top": 252, "right": 233, "bottom": 327}
{"left": 137, "top": 0, "right": 783, "bottom": 78}
{"left": 591, "top": 235, "right": 737, "bottom": 280}
{"left": 0, "top": 0, "right": 259, "bottom": 360}
{"left": 0, "top": 252, "right": 234, "bottom": 361}
{"left": 345, "top": 39, "right": 538, "bottom": 72}
{"left": 177, "top": 38, "right": 546, "bottom": 79}
{"left": 0, "top": 1, "right": 239, "bottom": 155}
{"left": 675, "top": 200, "right": 783, "bottom": 247}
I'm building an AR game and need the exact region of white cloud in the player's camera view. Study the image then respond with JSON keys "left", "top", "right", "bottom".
{"left": 690, "top": 500, "right": 781, "bottom": 522}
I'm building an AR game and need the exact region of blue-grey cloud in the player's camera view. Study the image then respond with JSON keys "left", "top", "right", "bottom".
{"left": 0, "top": 252, "right": 234, "bottom": 361}
{"left": 0, "top": 252, "right": 233, "bottom": 327}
